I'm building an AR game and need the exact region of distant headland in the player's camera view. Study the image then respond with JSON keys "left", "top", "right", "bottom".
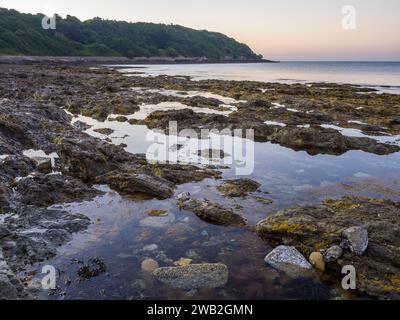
{"left": 0, "top": 8, "right": 275, "bottom": 63}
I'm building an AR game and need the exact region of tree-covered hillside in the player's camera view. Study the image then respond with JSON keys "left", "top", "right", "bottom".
{"left": 0, "top": 8, "right": 263, "bottom": 60}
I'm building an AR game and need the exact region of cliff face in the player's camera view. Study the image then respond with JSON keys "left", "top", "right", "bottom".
{"left": 0, "top": 8, "right": 264, "bottom": 61}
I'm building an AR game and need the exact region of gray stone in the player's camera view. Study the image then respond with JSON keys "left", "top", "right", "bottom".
{"left": 142, "top": 244, "right": 159, "bottom": 252}
{"left": 323, "top": 245, "right": 343, "bottom": 262}
{"left": 343, "top": 226, "right": 368, "bottom": 256}
{"left": 264, "top": 245, "right": 313, "bottom": 277}
{"left": 153, "top": 263, "right": 229, "bottom": 289}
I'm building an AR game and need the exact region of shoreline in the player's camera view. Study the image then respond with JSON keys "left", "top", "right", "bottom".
{"left": 0, "top": 55, "right": 278, "bottom": 65}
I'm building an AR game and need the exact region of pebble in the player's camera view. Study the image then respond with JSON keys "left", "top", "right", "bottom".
{"left": 141, "top": 258, "right": 159, "bottom": 273}
{"left": 323, "top": 245, "right": 343, "bottom": 263}
{"left": 142, "top": 244, "right": 159, "bottom": 252}
{"left": 309, "top": 252, "right": 325, "bottom": 271}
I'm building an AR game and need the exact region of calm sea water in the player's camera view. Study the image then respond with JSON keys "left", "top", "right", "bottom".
{"left": 116, "top": 61, "right": 400, "bottom": 90}
{"left": 29, "top": 63, "right": 400, "bottom": 300}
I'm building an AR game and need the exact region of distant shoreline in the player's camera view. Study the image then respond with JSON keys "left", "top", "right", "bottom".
{"left": 0, "top": 55, "right": 278, "bottom": 65}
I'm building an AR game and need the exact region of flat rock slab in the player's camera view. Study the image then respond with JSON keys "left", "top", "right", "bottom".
{"left": 153, "top": 263, "right": 229, "bottom": 289}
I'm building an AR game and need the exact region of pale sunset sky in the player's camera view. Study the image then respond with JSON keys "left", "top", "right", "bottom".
{"left": 0, "top": 0, "right": 399, "bottom": 61}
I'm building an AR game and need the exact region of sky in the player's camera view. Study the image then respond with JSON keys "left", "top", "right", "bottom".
{"left": 1, "top": 0, "right": 399, "bottom": 61}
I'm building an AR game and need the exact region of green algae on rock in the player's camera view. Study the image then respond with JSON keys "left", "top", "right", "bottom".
{"left": 256, "top": 196, "right": 400, "bottom": 299}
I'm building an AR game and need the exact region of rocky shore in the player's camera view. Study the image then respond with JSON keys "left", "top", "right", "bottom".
{"left": 1, "top": 63, "right": 400, "bottom": 299}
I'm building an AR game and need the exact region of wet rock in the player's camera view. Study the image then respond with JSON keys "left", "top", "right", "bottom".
{"left": 146, "top": 163, "right": 221, "bottom": 185}
{"left": 31, "top": 157, "right": 52, "bottom": 173}
{"left": 153, "top": 263, "right": 229, "bottom": 289}
{"left": 182, "top": 96, "right": 223, "bottom": 108}
{"left": 0, "top": 155, "right": 34, "bottom": 183}
{"left": 96, "top": 171, "right": 174, "bottom": 199}
{"left": 323, "top": 245, "right": 343, "bottom": 263}
{"left": 109, "top": 116, "right": 128, "bottom": 122}
{"left": 264, "top": 246, "right": 313, "bottom": 277}
{"left": 141, "top": 258, "right": 159, "bottom": 273}
{"left": 77, "top": 257, "right": 106, "bottom": 279}
{"left": 0, "top": 225, "right": 11, "bottom": 240}
{"left": 0, "top": 112, "right": 35, "bottom": 153}
{"left": 270, "top": 127, "right": 349, "bottom": 155}
{"left": 255, "top": 125, "right": 400, "bottom": 156}
{"left": 0, "top": 187, "right": 11, "bottom": 214}
{"left": 182, "top": 199, "right": 246, "bottom": 227}
{"left": 309, "top": 252, "right": 325, "bottom": 272}
{"left": 256, "top": 196, "right": 400, "bottom": 299}
{"left": 0, "top": 274, "right": 18, "bottom": 300}
{"left": 0, "top": 248, "right": 21, "bottom": 300}
{"left": 73, "top": 121, "right": 92, "bottom": 131}
{"left": 67, "top": 96, "right": 139, "bottom": 122}
{"left": 93, "top": 128, "right": 114, "bottom": 136}
{"left": 344, "top": 136, "right": 400, "bottom": 155}
{"left": 56, "top": 136, "right": 134, "bottom": 182}
{"left": 131, "top": 108, "right": 230, "bottom": 131}
{"left": 15, "top": 174, "right": 103, "bottom": 207}
{"left": 1, "top": 206, "right": 90, "bottom": 275}
{"left": 343, "top": 226, "right": 368, "bottom": 256}
{"left": 217, "top": 178, "right": 261, "bottom": 197}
